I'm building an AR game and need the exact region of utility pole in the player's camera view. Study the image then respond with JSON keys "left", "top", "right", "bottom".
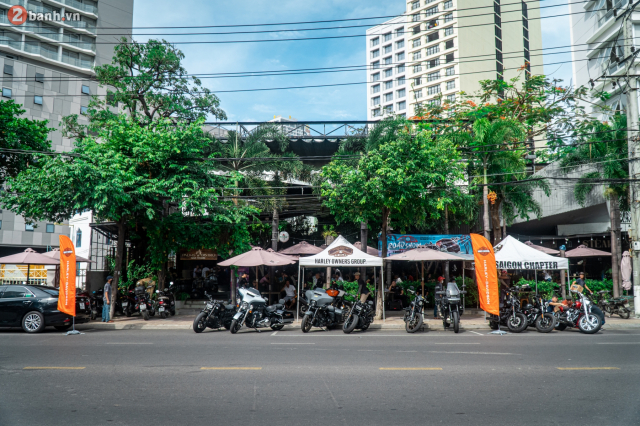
{"left": 623, "top": 4, "right": 640, "bottom": 317}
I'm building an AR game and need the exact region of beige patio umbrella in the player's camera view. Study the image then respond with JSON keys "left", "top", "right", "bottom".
{"left": 0, "top": 248, "right": 60, "bottom": 285}
{"left": 524, "top": 241, "right": 560, "bottom": 255}
{"left": 353, "top": 241, "right": 379, "bottom": 256}
{"left": 278, "top": 241, "right": 323, "bottom": 256}
{"left": 42, "top": 248, "right": 95, "bottom": 288}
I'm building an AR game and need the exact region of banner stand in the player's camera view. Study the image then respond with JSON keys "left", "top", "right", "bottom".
{"left": 65, "top": 316, "right": 83, "bottom": 336}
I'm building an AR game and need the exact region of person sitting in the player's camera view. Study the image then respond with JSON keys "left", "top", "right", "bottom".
{"left": 281, "top": 279, "right": 297, "bottom": 309}
{"left": 238, "top": 272, "right": 249, "bottom": 288}
{"left": 547, "top": 296, "right": 564, "bottom": 313}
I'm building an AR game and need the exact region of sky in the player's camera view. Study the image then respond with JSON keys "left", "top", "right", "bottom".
{"left": 131, "top": 0, "right": 574, "bottom": 122}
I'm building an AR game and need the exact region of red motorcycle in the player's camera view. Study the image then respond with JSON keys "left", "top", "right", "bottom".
{"left": 553, "top": 291, "right": 602, "bottom": 334}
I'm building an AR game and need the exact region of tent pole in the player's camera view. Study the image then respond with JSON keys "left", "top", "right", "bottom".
{"left": 26, "top": 264, "right": 30, "bottom": 285}
{"left": 381, "top": 265, "right": 385, "bottom": 321}
{"left": 296, "top": 263, "right": 301, "bottom": 322}
{"left": 421, "top": 261, "right": 425, "bottom": 296}
{"left": 462, "top": 261, "right": 465, "bottom": 308}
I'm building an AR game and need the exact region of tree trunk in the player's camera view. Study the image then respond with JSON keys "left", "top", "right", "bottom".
{"left": 610, "top": 193, "right": 621, "bottom": 298}
{"left": 444, "top": 205, "right": 450, "bottom": 282}
{"left": 483, "top": 164, "right": 490, "bottom": 240}
{"left": 110, "top": 218, "right": 126, "bottom": 319}
{"left": 377, "top": 207, "right": 390, "bottom": 320}
{"left": 360, "top": 221, "right": 368, "bottom": 279}
{"left": 490, "top": 199, "right": 503, "bottom": 245}
{"left": 271, "top": 209, "right": 279, "bottom": 251}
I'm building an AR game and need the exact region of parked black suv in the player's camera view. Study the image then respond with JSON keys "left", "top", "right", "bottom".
{"left": 0, "top": 285, "right": 91, "bottom": 333}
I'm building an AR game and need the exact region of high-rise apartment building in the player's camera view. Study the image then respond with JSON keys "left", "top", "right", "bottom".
{"left": 367, "top": 1, "right": 542, "bottom": 118}
{"left": 366, "top": 16, "right": 408, "bottom": 120}
{"left": 0, "top": 0, "right": 134, "bottom": 257}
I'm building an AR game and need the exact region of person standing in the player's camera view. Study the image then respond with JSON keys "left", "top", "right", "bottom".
{"left": 102, "top": 276, "right": 114, "bottom": 323}
{"left": 573, "top": 272, "right": 606, "bottom": 329}
{"left": 434, "top": 276, "right": 444, "bottom": 318}
{"left": 355, "top": 271, "right": 370, "bottom": 303}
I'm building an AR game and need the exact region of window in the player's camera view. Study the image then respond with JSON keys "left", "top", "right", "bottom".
{"left": 429, "top": 99, "right": 441, "bottom": 107}
{"left": 397, "top": 101, "right": 406, "bottom": 110}
{"left": 371, "top": 38, "right": 379, "bottom": 47}
{"left": 372, "top": 73, "right": 380, "bottom": 82}
{"left": 34, "top": 96, "right": 43, "bottom": 105}
{"left": 396, "top": 52, "right": 405, "bottom": 61}
{"left": 396, "top": 40, "right": 404, "bottom": 49}
{"left": 384, "top": 93, "right": 393, "bottom": 102}
{"left": 446, "top": 53, "right": 454, "bottom": 63}
{"left": 414, "top": 89, "right": 423, "bottom": 99}
{"left": 428, "top": 84, "right": 441, "bottom": 95}
{"left": 413, "top": 51, "right": 422, "bottom": 60}
{"left": 446, "top": 80, "right": 455, "bottom": 90}
{"left": 412, "top": 39, "right": 421, "bottom": 48}
{"left": 444, "top": 26, "right": 453, "bottom": 36}
{"left": 384, "top": 68, "right": 393, "bottom": 78}
{"left": 397, "top": 88, "right": 406, "bottom": 98}
{"left": 397, "top": 64, "right": 405, "bottom": 73}
{"left": 2, "top": 88, "right": 12, "bottom": 98}
{"left": 427, "top": 19, "right": 438, "bottom": 29}
{"left": 384, "top": 44, "right": 392, "bottom": 54}
{"left": 446, "top": 94, "right": 456, "bottom": 103}
{"left": 35, "top": 72, "right": 45, "bottom": 83}
{"left": 107, "top": 92, "right": 117, "bottom": 107}
{"left": 427, "top": 71, "right": 440, "bottom": 82}
{"left": 371, "top": 49, "right": 380, "bottom": 59}
{"left": 412, "top": 1, "right": 420, "bottom": 10}
{"left": 425, "top": 6, "right": 438, "bottom": 16}
{"left": 0, "top": 220, "right": 2, "bottom": 230}
{"left": 372, "top": 61, "right": 380, "bottom": 69}
{"left": 372, "top": 96, "right": 381, "bottom": 106}
{"left": 45, "top": 224, "right": 55, "bottom": 233}
{"left": 427, "top": 45, "right": 440, "bottom": 56}
{"left": 384, "top": 33, "right": 392, "bottom": 42}
{"left": 397, "top": 76, "right": 406, "bottom": 85}
{"left": 412, "top": 26, "right": 421, "bottom": 35}
{"left": 444, "top": 0, "right": 453, "bottom": 9}
{"left": 385, "top": 80, "right": 393, "bottom": 90}
{"left": 412, "top": 14, "right": 421, "bottom": 22}
{"left": 445, "top": 13, "right": 453, "bottom": 22}
{"left": 496, "top": 26, "right": 502, "bottom": 39}
{"left": 25, "top": 224, "right": 34, "bottom": 232}
{"left": 523, "top": 27, "right": 529, "bottom": 40}
{"left": 81, "top": 85, "right": 91, "bottom": 95}
{"left": 76, "top": 229, "right": 82, "bottom": 248}
{"left": 414, "top": 77, "right": 422, "bottom": 86}
{"left": 372, "top": 109, "right": 381, "bottom": 117}
{"left": 80, "top": 106, "right": 89, "bottom": 115}
{"left": 372, "top": 84, "right": 380, "bottom": 94}
{"left": 496, "top": 38, "right": 502, "bottom": 50}
{"left": 2, "top": 287, "right": 30, "bottom": 299}
{"left": 445, "top": 39, "right": 454, "bottom": 49}
{"left": 3, "top": 64, "right": 13, "bottom": 75}
{"left": 384, "top": 56, "right": 392, "bottom": 65}
{"left": 384, "top": 105, "right": 393, "bottom": 114}
{"left": 428, "top": 58, "right": 440, "bottom": 68}
{"left": 413, "top": 64, "right": 422, "bottom": 73}
{"left": 524, "top": 39, "right": 530, "bottom": 50}
{"left": 446, "top": 66, "right": 455, "bottom": 76}
{"left": 427, "top": 32, "right": 439, "bottom": 42}
{"left": 396, "top": 27, "right": 405, "bottom": 37}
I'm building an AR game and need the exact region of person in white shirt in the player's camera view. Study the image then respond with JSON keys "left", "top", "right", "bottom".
{"left": 395, "top": 275, "right": 403, "bottom": 284}
{"left": 201, "top": 266, "right": 210, "bottom": 278}
{"left": 282, "top": 279, "right": 297, "bottom": 309}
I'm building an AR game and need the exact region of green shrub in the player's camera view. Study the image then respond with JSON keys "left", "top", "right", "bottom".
{"left": 515, "top": 277, "right": 613, "bottom": 299}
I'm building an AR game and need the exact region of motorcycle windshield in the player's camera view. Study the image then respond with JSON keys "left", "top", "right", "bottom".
{"left": 446, "top": 283, "right": 460, "bottom": 298}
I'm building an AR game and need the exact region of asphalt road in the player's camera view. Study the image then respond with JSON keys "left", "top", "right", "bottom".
{"left": 1, "top": 326, "right": 639, "bottom": 426}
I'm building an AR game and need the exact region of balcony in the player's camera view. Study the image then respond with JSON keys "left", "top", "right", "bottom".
{"left": 64, "top": 19, "right": 96, "bottom": 34}
{"left": 61, "top": 0, "right": 98, "bottom": 15}
{"left": 0, "top": 31, "right": 22, "bottom": 50}
{"left": 595, "top": 0, "right": 628, "bottom": 29}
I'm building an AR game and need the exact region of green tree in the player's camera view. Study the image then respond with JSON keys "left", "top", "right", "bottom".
{"left": 321, "top": 127, "right": 468, "bottom": 318}
{"left": 0, "top": 100, "right": 51, "bottom": 186}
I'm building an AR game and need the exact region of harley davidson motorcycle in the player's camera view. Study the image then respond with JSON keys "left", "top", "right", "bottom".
{"left": 489, "top": 287, "right": 528, "bottom": 333}
{"left": 436, "top": 282, "right": 466, "bottom": 333}
{"left": 596, "top": 290, "right": 631, "bottom": 319}
{"left": 230, "top": 287, "right": 294, "bottom": 334}
{"left": 193, "top": 291, "right": 236, "bottom": 333}
{"left": 301, "top": 288, "right": 344, "bottom": 332}
{"left": 553, "top": 291, "right": 602, "bottom": 334}
{"left": 521, "top": 295, "right": 556, "bottom": 333}
{"left": 403, "top": 286, "right": 426, "bottom": 333}
{"left": 342, "top": 296, "right": 374, "bottom": 334}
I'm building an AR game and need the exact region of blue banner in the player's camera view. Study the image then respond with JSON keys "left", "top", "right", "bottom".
{"left": 379, "top": 234, "right": 473, "bottom": 256}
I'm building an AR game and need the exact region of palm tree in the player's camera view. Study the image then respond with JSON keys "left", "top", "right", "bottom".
{"left": 560, "top": 114, "right": 628, "bottom": 297}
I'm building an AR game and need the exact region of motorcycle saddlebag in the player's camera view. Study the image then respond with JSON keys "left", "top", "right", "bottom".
{"left": 277, "top": 310, "right": 295, "bottom": 324}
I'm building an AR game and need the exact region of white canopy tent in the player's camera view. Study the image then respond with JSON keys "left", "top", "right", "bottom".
{"left": 298, "top": 235, "right": 385, "bottom": 320}
{"left": 494, "top": 235, "right": 569, "bottom": 294}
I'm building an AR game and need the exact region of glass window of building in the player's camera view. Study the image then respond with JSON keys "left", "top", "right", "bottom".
{"left": 412, "top": 38, "right": 421, "bottom": 48}
{"left": 446, "top": 80, "right": 455, "bottom": 90}
{"left": 413, "top": 64, "right": 422, "bottom": 73}
{"left": 445, "top": 13, "right": 453, "bottom": 22}
{"left": 397, "top": 64, "right": 405, "bottom": 73}
{"left": 396, "top": 40, "right": 404, "bottom": 49}
{"left": 396, "top": 52, "right": 405, "bottom": 61}
{"left": 35, "top": 73, "right": 45, "bottom": 83}
{"left": 444, "top": 1, "right": 453, "bottom": 10}
{"left": 372, "top": 96, "right": 381, "bottom": 106}
{"left": 384, "top": 93, "right": 393, "bottom": 102}
{"left": 445, "top": 39, "right": 454, "bottom": 49}
{"left": 425, "top": 6, "right": 438, "bottom": 16}
{"left": 397, "top": 88, "right": 406, "bottom": 98}
{"left": 2, "top": 88, "right": 12, "bottom": 98}
{"left": 397, "top": 101, "right": 406, "bottom": 110}
{"left": 371, "top": 49, "right": 380, "bottom": 59}
{"left": 384, "top": 33, "right": 392, "bottom": 42}
{"left": 427, "top": 45, "right": 440, "bottom": 56}
{"left": 427, "top": 71, "right": 440, "bottom": 82}
{"left": 34, "top": 96, "right": 43, "bottom": 105}
{"left": 385, "top": 80, "right": 393, "bottom": 90}
{"left": 446, "top": 66, "right": 455, "bottom": 76}
{"left": 414, "top": 89, "right": 423, "bottom": 99}
{"left": 444, "top": 26, "right": 454, "bottom": 36}
{"left": 372, "top": 84, "right": 380, "bottom": 94}
{"left": 383, "top": 44, "right": 392, "bottom": 54}
{"left": 428, "top": 85, "right": 441, "bottom": 95}
{"left": 384, "top": 68, "right": 393, "bottom": 78}
{"left": 46, "top": 224, "right": 55, "bottom": 233}
{"left": 371, "top": 38, "right": 379, "bottom": 47}
{"left": 372, "top": 73, "right": 380, "bottom": 81}
{"left": 428, "top": 58, "right": 440, "bottom": 68}
{"left": 25, "top": 224, "right": 34, "bottom": 232}
{"left": 397, "top": 76, "right": 406, "bottom": 85}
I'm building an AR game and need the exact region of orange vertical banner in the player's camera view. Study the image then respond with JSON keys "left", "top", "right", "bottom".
{"left": 58, "top": 235, "right": 76, "bottom": 316}
{"left": 470, "top": 234, "right": 499, "bottom": 316}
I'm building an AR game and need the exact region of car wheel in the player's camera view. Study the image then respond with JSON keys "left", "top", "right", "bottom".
{"left": 22, "top": 311, "right": 45, "bottom": 333}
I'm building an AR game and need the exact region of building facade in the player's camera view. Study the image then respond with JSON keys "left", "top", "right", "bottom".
{"left": 366, "top": 1, "right": 543, "bottom": 118}
{"left": 0, "top": 0, "right": 133, "bottom": 256}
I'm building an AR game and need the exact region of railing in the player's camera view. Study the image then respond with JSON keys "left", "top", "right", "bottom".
{"left": 0, "top": 32, "right": 22, "bottom": 50}
{"left": 62, "top": 0, "right": 98, "bottom": 15}
{"left": 62, "top": 37, "right": 95, "bottom": 51}
{"left": 0, "top": 0, "right": 26, "bottom": 6}
{"left": 65, "top": 19, "right": 96, "bottom": 34}
{"left": 596, "top": 0, "right": 628, "bottom": 29}
{"left": 61, "top": 53, "right": 93, "bottom": 69}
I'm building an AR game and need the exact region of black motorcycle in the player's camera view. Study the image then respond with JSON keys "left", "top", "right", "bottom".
{"left": 90, "top": 289, "right": 103, "bottom": 320}
{"left": 436, "top": 282, "right": 466, "bottom": 333}
{"left": 133, "top": 285, "right": 155, "bottom": 321}
{"left": 230, "top": 287, "right": 294, "bottom": 333}
{"left": 521, "top": 295, "right": 556, "bottom": 333}
{"left": 193, "top": 291, "right": 236, "bottom": 333}
{"left": 403, "top": 286, "right": 426, "bottom": 333}
{"left": 342, "top": 295, "right": 374, "bottom": 334}
{"left": 489, "top": 287, "right": 528, "bottom": 333}
{"left": 155, "top": 287, "right": 176, "bottom": 319}
{"left": 596, "top": 290, "right": 631, "bottom": 319}
{"left": 301, "top": 288, "right": 344, "bottom": 332}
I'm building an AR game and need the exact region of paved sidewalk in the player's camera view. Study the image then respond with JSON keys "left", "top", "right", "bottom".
{"left": 78, "top": 312, "right": 640, "bottom": 331}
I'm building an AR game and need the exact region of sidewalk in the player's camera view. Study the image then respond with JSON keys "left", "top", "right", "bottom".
{"left": 79, "top": 312, "right": 640, "bottom": 331}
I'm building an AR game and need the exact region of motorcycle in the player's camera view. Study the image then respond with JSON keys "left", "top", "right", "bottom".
{"left": 90, "top": 288, "right": 104, "bottom": 320}
{"left": 121, "top": 287, "right": 137, "bottom": 317}
{"left": 230, "top": 287, "right": 294, "bottom": 333}
{"left": 301, "top": 288, "right": 344, "bottom": 332}
{"left": 489, "top": 287, "right": 528, "bottom": 333}
{"left": 521, "top": 295, "right": 556, "bottom": 333}
{"left": 553, "top": 290, "right": 602, "bottom": 334}
{"left": 155, "top": 288, "right": 175, "bottom": 319}
{"left": 403, "top": 286, "right": 426, "bottom": 333}
{"left": 134, "top": 285, "right": 155, "bottom": 321}
{"left": 342, "top": 295, "right": 375, "bottom": 334}
{"left": 596, "top": 290, "right": 631, "bottom": 319}
{"left": 193, "top": 291, "right": 236, "bottom": 333}
{"left": 436, "top": 282, "right": 466, "bottom": 333}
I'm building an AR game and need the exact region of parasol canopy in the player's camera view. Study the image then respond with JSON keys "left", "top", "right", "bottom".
{"left": 42, "top": 248, "right": 95, "bottom": 263}
{"left": 564, "top": 244, "right": 611, "bottom": 258}
{"left": 386, "top": 247, "right": 464, "bottom": 261}
{"left": 218, "top": 246, "right": 297, "bottom": 267}
{"left": 278, "top": 241, "right": 323, "bottom": 256}
{"left": 0, "top": 248, "right": 60, "bottom": 265}
{"left": 353, "top": 241, "right": 379, "bottom": 256}
{"left": 524, "top": 241, "right": 560, "bottom": 255}
{"left": 267, "top": 248, "right": 299, "bottom": 261}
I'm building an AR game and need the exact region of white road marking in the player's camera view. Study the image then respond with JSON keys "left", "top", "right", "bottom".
{"left": 271, "top": 331, "right": 278, "bottom": 336}
{"left": 468, "top": 331, "right": 484, "bottom": 336}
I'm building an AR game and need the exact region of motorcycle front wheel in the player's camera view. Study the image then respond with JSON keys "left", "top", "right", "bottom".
{"left": 301, "top": 315, "right": 312, "bottom": 333}
{"left": 343, "top": 314, "right": 358, "bottom": 334}
{"left": 535, "top": 313, "right": 556, "bottom": 333}
{"left": 405, "top": 312, "right": 423, "bottom": 333}
{"left": 230, "top": 319, "right": 241, "bottom": 334}
{"left": 452, "top": 311, "right": 460, "bottom": 333}
{"left": 193, "top": 312, "right": 207, "bottom": 333}
{"left": 270, "top": 324, "right": 284, "bottom": 331}
{"left": 507, "top": 313, "right": 527, "bottom": 333}
{"left": 578, "top": 314, "right": 601, "bottom": 334}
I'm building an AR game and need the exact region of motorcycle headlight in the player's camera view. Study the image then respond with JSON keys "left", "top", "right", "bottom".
{"left": 310, "top": 300, "right": 317, "bottom": 307}
{"left": 250, "top": 304, "right": 254, "bottom": 310}
{"left": 242, "top": 302, "right": 249, "bottom": 309}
